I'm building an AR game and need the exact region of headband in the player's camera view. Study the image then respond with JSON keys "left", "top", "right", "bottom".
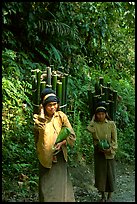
{"left": 43, "top": 93, "right": 56, "bottom": 101}
{"left": 96, "top": 106, "right": 106, "bottom": 111}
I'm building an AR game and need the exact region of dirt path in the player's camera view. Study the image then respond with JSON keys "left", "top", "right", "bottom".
{"left": 2, "top": 160, "right": 135, "bottom": 202}
{"left": 69, "top": 160, "right": 135, "bottom": 202}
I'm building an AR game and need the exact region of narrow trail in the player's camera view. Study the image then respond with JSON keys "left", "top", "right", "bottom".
{"left": 2, "top": 160, "right": 135, "bottom": 202}
{"left": 69, "top": 160, "right": 135, "bottom": 202}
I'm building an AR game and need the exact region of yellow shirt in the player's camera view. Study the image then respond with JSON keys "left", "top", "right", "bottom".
{"left": 87, "top": 117, "right": 118, "bottom": 159}
{"left": 33, "top": 111, "right": 76, "bottom": 168}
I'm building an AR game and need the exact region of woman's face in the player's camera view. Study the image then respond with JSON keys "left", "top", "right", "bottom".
{"left": 45, "top": 102, "right": 58, "bottom": 117}
{"left": 96, "top": 112, "right": 106, "bottom": 122}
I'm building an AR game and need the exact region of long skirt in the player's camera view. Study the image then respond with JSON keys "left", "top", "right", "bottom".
{"left": 94, "top": 147, "right": 116, "bottom": 192}
{"left": 39, "top": 151, "right": 75, "bottom": 202}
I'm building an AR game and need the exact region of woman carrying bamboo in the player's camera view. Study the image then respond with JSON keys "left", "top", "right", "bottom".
{"left": 33, "top": 88, "right": 76, "bottom": 202}
{"left": 87, "top": 101, "right": 118, "bottom": 202}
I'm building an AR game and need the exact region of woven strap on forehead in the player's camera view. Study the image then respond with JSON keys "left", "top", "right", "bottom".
{"left": 43, "top": 93, "right": 56, "bottom": 101}
{"left": 96, "top": 106, "right": 106, "bottom": 111}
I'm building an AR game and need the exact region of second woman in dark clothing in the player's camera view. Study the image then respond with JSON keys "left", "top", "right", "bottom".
{"left": 87, "top": 101, "right": 118, "bottom": 202}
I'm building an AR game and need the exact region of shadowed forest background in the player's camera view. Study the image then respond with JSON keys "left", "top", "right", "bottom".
{"left": 2, "top": 2, "right": 135, "bottom": 201}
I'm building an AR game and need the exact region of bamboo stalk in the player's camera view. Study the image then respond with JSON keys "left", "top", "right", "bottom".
{"left": 40, "top": 81, "right": 46, "bottom": 95}
{"left": 61, "top": 76, "right": 66, "bottom": 112}
{"left": 31, "top": 69, "right": 38, "bottom": 114}
{"left": 32, "top": 74, "right": 39, "bottom": 114}
{"left": 52, "top": 73, "right": 57, "bottom": 93}
{"left": 108, "top": 88, "right": 113, "bottom": 100}
{"left": 46, "top": 84, "right": 52, "bottom": 89}
{"left": 108, "top": 100, "right": 114, "bottom": 120}
{"left": 57, "top": 81, "right": 62, "bottom": 106}
{"left": 101, "top": 86, "right": 108, "bottom": 101}
{"left": 100, "top": 93, "right": 105, "bottom": 101}
{"left": 32, "top": 66, "right": 69, "bottom": 114}
{"left": 106, "top": 87, "right": 111, "bottom": 101}
{"left": 99, "top": 77, "right": 104, "bottom": 84}
{"left": 32, "top": 75, "right": 37, "bottom": 111}
{"left": 41, "top": 71, "right": 47, "bottom": 81}
{"left": 106, "top": 101, "right": 111, "bottom": 118}
{"left": 31, "top": 69, "right": 38, "bottom": 77}
{"left": 36, "top": 69, "right": 41, "bottom": 106}
{"left": 93, "top": 95, "right": 100, "bottom": 113}
{"left": 64, "top": 73, "right": 69, "bottom": 112}
{"left": 95, "top": 82, "right": 101, "bottom": 95}
{"left": 107, "top": 82, "right": 111, "bottom": 88}
{"left": 99, "top": 77, "right": 104, "bottom": 94}
{"left": 105, "top": 101, "right": 110, "bottom": 116}
{"left": 47, "top": 66, "right": 52, "bottom": 86}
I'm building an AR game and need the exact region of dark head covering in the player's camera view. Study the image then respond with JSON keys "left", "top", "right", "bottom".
{"left": 41, "top": 88, "right": 59, "bottom": 106}
{"left": 95, "top": 101, "right": 107, "bottom": 113}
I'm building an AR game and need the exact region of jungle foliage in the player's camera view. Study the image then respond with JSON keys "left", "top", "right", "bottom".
{"left": 2, "top": 2, "right": 135, "bottom": 201}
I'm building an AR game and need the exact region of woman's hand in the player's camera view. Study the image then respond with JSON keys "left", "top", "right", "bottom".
{"left": 102, "top": 147, "right": 111, "bottom": 154}
{"left": 54, "top": 140, "right": 66, "bottom": 150}
{"left": 97, "top": 146, "right": 111, "bottom": 154}
{"left": 39, "top": 104, "right": 45, "bottom": 118}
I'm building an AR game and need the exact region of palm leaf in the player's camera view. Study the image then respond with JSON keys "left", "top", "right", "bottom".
{"left": 49, "top": 43, "right": 62, "bottom": 63}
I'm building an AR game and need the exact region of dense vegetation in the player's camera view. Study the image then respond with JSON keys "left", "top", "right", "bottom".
{"left": 2, "top": 2, "right": 135, "bottom": 201}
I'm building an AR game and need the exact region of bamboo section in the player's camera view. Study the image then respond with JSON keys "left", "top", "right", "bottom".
{"left": 47, "top": 66, "right": 51, "bottom": 86}
{"left": 31, "top": 69, "right": 40, "bottom": 114}
{"left": 99, "top": 77, "right": 104, "bottom": 85}
{"left": 36, "top": 69, "right": 41, "bottom": 106}
{"left": 32, "top": 74, "right": 39, "bottom": 114}
{"left": 108, "top": 100, "right": 114, "bottom": 120}
{"left": 95, "top": 82, "right": 100, "bottom": 95}
{"left": 56, "top": 81, "right": 62, "bottom": 105}
{"left": 99, "top": 77, "right": 104, "bottom": 94}
{"left": 107, "top": 82, "right": 111, "bottom": 88}
{"left": 32, "top": 65, "right": 70, "bottom": 114}
{"left": 93, "top": 95, "right": 100, "bottom": 112}
{"left": 41, "top": 71, "right": 47, "bottom": 81}
{"left": 52, "top": 73, "right": 57, "bottom": 93}
{"left": 100, "top": 93, "right": 105, "bottom": 101}
{"left": 88, "top": 77, "right": 118, "bottom": 121}
{"left": 63, "top": 73, "right": 69, "bottom": 113}
{"left": 40, "top": 81, "right": 46, "bottom": 94}
{"left": 61, "top": 76, "right": 66, "bottom": 112}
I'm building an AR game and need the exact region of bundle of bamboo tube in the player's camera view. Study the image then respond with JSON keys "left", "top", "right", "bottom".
{"left": 31, "top": 66, "right": 69, "bottom": 114}
{"left": 88, "top": 77, "right": 118, "bottom": 121}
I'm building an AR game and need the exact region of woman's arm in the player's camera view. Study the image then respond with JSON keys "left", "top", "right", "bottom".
{"left": 59, "top": 112, "right": 76, "bottom": 147}
{"left": 110, "top": 121, "right": 118, "bottom": 154}
{"left": 103, "top": 121, "right": 118, "bottom": 155}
